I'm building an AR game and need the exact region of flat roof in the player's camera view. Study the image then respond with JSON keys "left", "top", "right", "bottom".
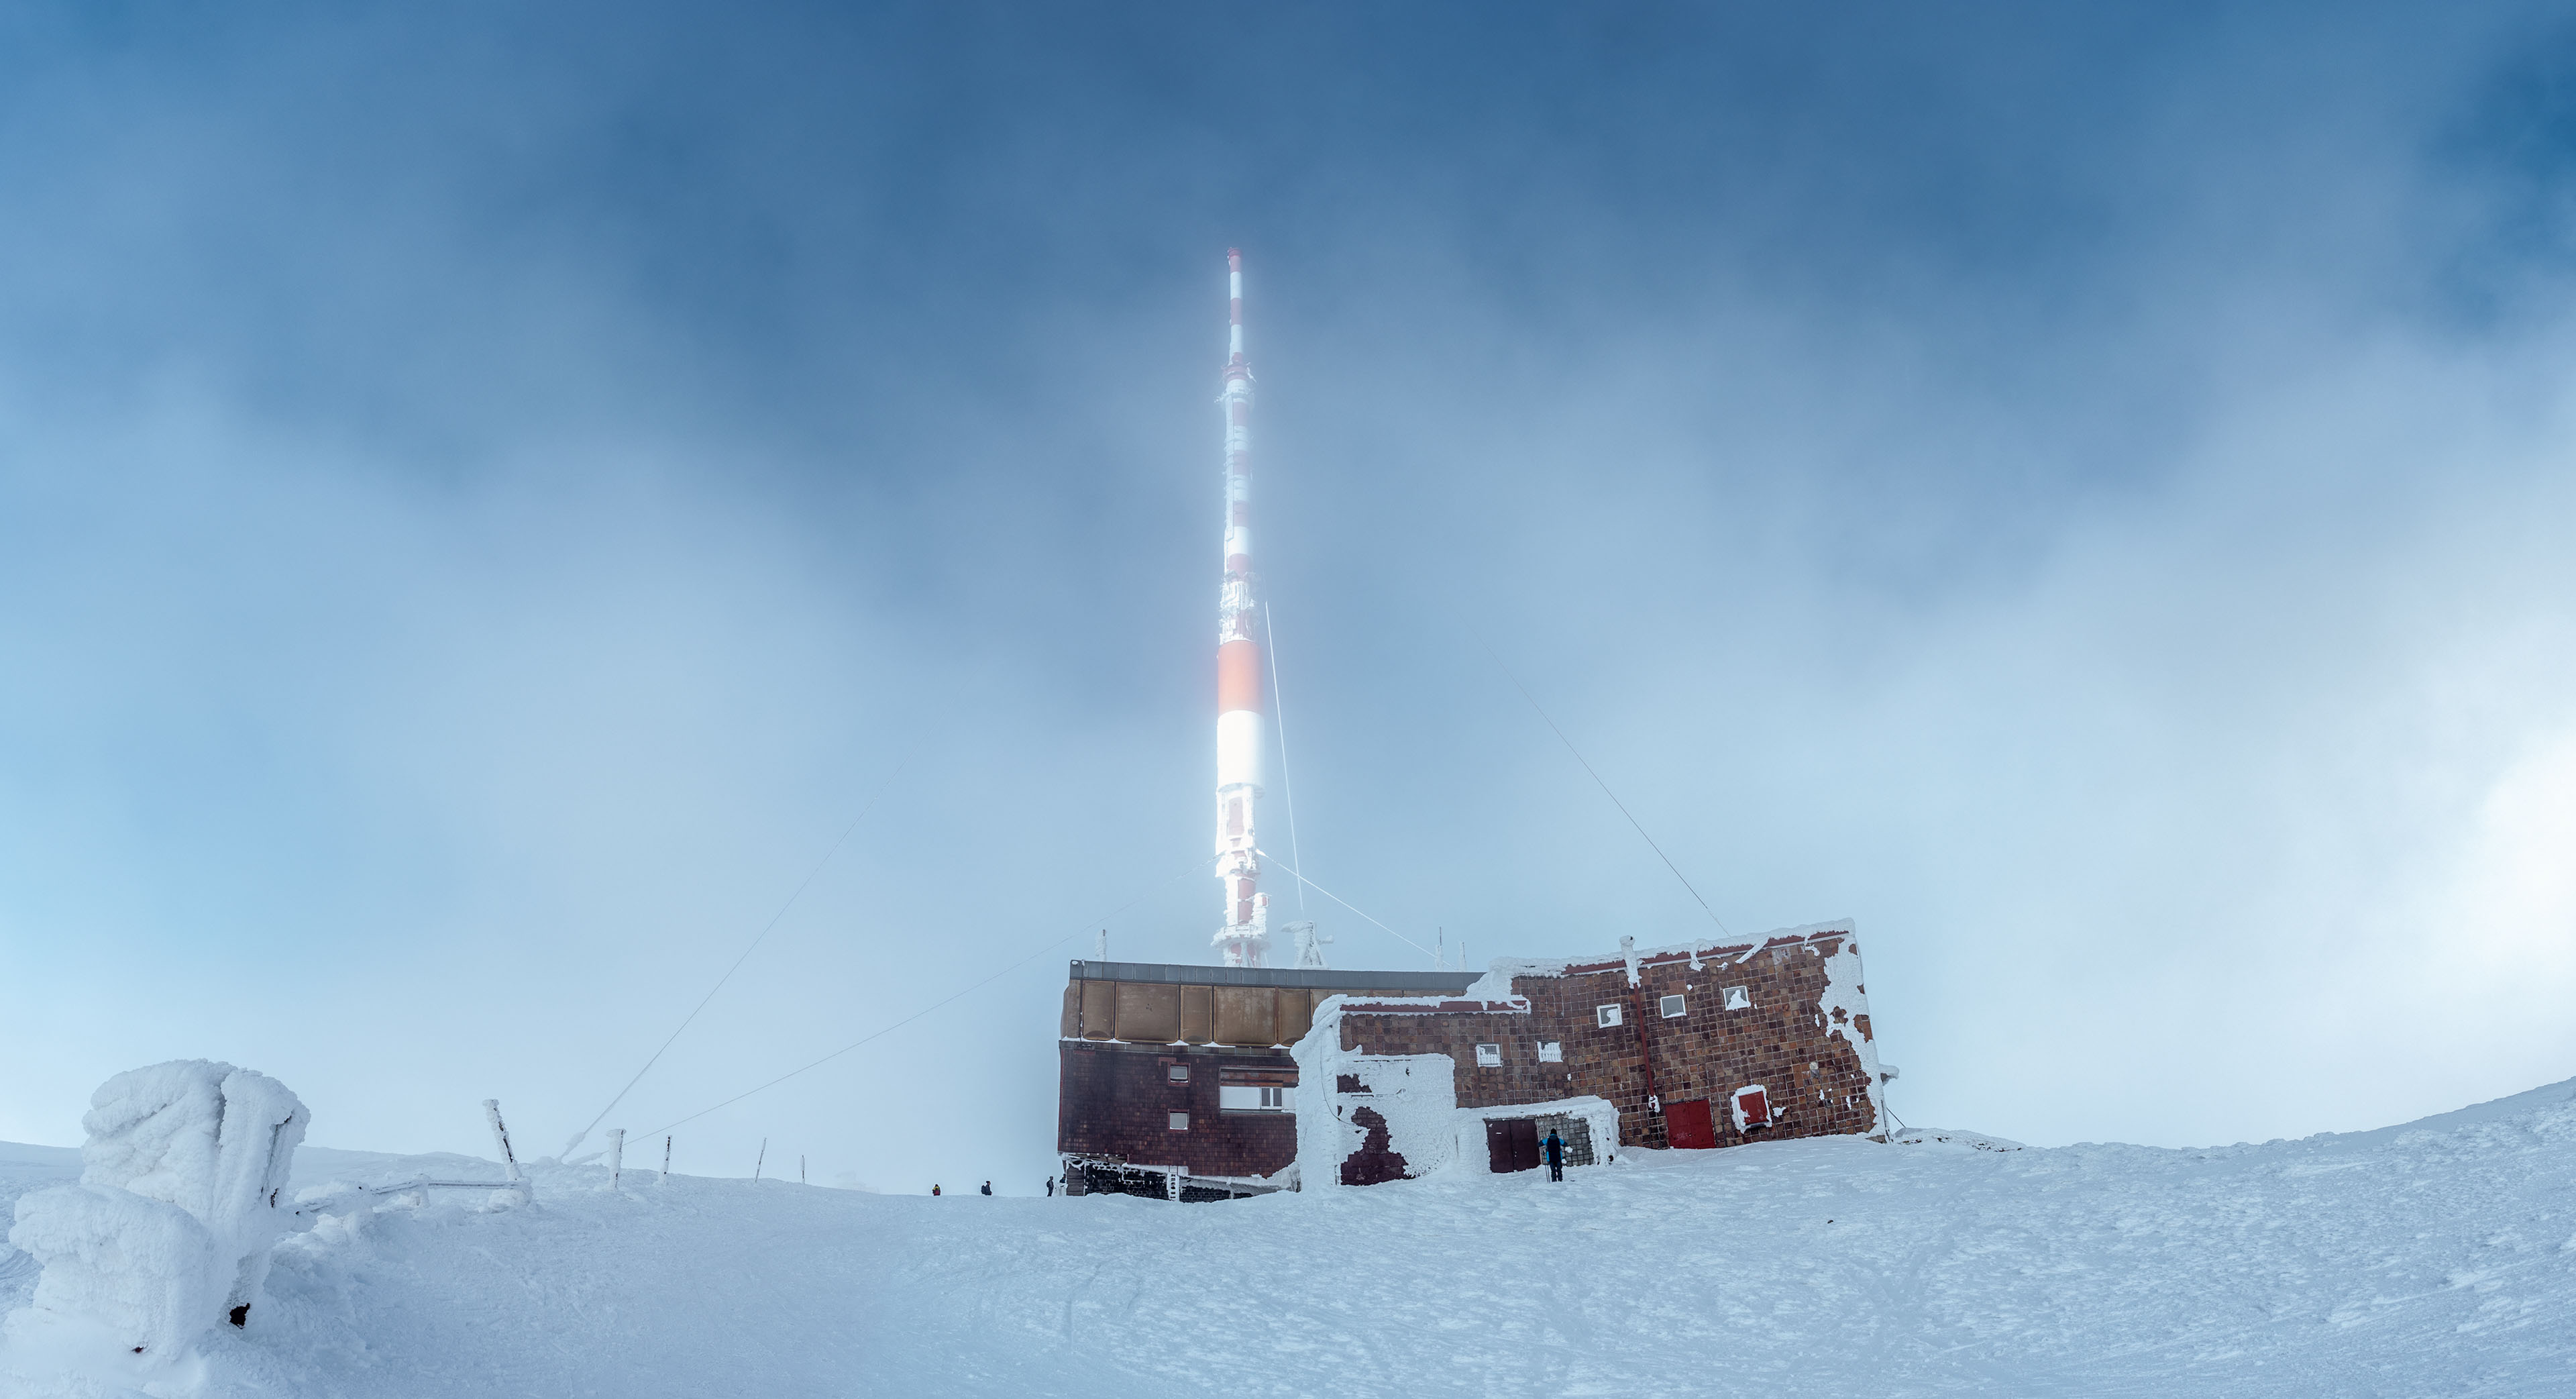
{"left": 1067, "top": 960, "right": 1482, "bottom": 992}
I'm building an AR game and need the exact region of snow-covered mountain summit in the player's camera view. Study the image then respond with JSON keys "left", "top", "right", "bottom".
{"left": 5, "top": 1079, "right": 2573, "bottom": 1397}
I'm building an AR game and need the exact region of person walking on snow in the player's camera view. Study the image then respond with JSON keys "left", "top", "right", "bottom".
{"left": 1045, "top": 1175, "right": 1056, "bottom": 1197}
{"left": 980, "top": 1181, "right": 992, "bottom": 1196}
{"left": 1544, "top": 1131, "right": 1564, "bottom": 1182}
{"left": 932, "top": 1184, "right": 941, "bottom": 1196}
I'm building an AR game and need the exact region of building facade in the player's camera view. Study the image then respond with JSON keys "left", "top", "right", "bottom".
{"left": 1055, "top": 959, "right": 1479, "bottom": 1198}
{"left": 1059, "top": 923, "right": 1888, "bottom": 1198}
{"left": 1294, "top": 922, "right": 1888, "bottom": 1187}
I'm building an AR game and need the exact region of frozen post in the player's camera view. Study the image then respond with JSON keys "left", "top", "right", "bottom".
{"left": 483, "top": 1099, "right": 526, "bottom": 1197}
{"left": 483, "top": 1099, "right": 523, "bottom": 1182}
{"left": 662, "top": 1135, "right": 672, "bottom": 1178}
{"left": 606, "top": 1128, "right": 625, "bottom": 1188}
{"left": 755, "top": 1138, "right": 767, "bottom": 1182}
{"left": 1095, "top": 929, "right": 1108, "bottom": 960}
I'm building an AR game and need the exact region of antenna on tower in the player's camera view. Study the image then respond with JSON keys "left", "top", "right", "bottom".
{"left": 1212, "top": 248, "right": 1271, "bottom": 968}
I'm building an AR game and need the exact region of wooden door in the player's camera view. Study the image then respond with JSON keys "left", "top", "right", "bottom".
{"left": 1666, "top": 1096, "right": 1717, "bottom": 1149}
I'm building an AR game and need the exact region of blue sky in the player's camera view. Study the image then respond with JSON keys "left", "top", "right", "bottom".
{"left": 3, "top": 3, "right": 2573, "bottom": 1188}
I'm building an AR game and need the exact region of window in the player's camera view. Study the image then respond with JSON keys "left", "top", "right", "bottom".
{"left": 1729, "top": 1086, "right": 1770, "bottom": 1131}
{"left": 1218, "top": 1067, "right": 1297, "bottom": 1113}
{"left": 1659, "top": 994, "right": 1686, "bottom": 1019}
{"left": 1218, "top": 1084, "right": 1296, "bottom": 1112}
{"left": 1721, "top": 985, "right": 1752, "bottom": 1011}
{"left": 1169, "top": 1112, "right": 1190, "bottom": 1131}
{"left": 1538, "top": 1041, "right": 1563, "bottom": 1063}
{"left": 1167, "top": 1065, "right": 1190, "bottom": 1083}
{"left": 1596, "top": 1004, "right": 1623, "bottom": 1028}
{"left": 1474, "top": 1043, "right": 1502, "bottom": 1067}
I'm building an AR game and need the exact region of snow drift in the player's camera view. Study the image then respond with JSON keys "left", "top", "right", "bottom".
{"left": 3, "top": 1074, "right": 2573, "bottom": 1396}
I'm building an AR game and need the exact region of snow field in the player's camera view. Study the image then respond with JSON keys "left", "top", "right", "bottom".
{"left": 1, "top": 1079, "right": 2571, "bottom": 1397}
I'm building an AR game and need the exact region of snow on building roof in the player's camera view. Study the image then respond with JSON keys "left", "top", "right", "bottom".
{"left": 1318, "top": 997, "right": 1530, "bottom": 1017}
{"left": 1462, "top": 918, "right": 1858, "bottom": 996}
{"left": 1067, "top": 960, "right": 1481, "bottom": 993}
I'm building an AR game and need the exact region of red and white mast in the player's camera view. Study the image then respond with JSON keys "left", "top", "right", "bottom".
{"left": 1212, "top": 248, "right": 1269, "bottom": 967}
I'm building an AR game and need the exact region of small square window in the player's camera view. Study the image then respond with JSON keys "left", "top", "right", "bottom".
{"left": 1596, "top": 1004, "right": 1623, "bottom": 1028}
{"left": 1721, "top": 985, "right": 1752, "bottom": 1011}
{"left": 1474, "top": 1043, "right": 1502, "bottom": 1067}
{"left": 1659, "top": 994, "right": 1686, "bottom": 1019}
{"left": 1167, "top": 1065, "right": 1189, "bottom": 1083}
{"left": 1730, "top": 1086, "right": 1770, "bottom": 1131}
{"left": 1169, "top": 1112, "right": 1189, "bottom": 1131}
{"left": 1538, "top": 1041, "right": 1563, "bottom": 1062}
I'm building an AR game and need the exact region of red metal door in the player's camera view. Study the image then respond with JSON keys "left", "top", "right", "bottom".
{"left": 1485, "top": 1119, "right": 1513, "bottom": 1173}
{"left": 1666, "top": 1097, "right": 1717, "bottom": 1149}
{"left": 1509, "top": 1119, "right": 1541, "bottom": 1172}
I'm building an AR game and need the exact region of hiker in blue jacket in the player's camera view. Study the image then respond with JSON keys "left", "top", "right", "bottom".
{"left": 1544, "top": 1130, "right": 1565, "bottom": 1182}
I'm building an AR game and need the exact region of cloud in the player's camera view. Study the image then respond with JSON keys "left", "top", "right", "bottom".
{"left": 2, "top": 3, "right": 2573, "bottom": 1182}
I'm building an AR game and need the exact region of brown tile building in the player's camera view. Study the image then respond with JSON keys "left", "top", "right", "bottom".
{"left": 1296, "top": 923, "right": 1888, "bottom": 1186}
{"left": 1055, "top": 959, "right": 1477, "bottom": 1198}
{"left": 1059, "top": 922, "right": 1889, "bottom": 1198}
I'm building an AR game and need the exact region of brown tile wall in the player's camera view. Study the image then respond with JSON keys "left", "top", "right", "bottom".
{"left": 1335, "top": 933, "right": 1879, "bottom": 1152}
{"left": 1056, "top": 1040, "right": 1298, "bottom": 1178}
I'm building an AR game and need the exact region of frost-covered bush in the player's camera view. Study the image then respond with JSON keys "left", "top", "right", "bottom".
{"left": 3, "top": 1060, "right": 307, "bottom": 1369}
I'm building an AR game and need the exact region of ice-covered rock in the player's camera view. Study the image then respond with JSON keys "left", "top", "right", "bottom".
{"left": 78, "top": 1061, "right": 311, "bottom": 1317}
{"left": 2, "top": 1060, "right": 307, "bottom": 1383}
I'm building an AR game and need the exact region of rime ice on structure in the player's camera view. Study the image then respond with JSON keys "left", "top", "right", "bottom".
{"left": 1289, "top": 1040, "right": 1465, "bottom": 1185}
{"left": 5, "top": 1182, "right": 224, "bottom": 1371}
{"left": 1211, "top": 246, "right": 1271, "bottom": 968}
{"left": 1296, "top": 921, "right": 1886, "bottom": 1188}
{"left": 5, "top": 1060, "right": 308, "bottom": 1373}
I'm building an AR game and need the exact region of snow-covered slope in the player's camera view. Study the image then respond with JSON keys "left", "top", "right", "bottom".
{"left": 6, "top": 1080, "right": 2573, "bottom": 1397}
